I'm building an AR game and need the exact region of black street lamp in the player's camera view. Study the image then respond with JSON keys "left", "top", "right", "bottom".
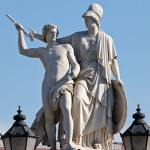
{"left": 120, "top": 105, "right": 150, "bottom": 150}
{"left": 1, "top": 106, "right": 38, "bottom": 150}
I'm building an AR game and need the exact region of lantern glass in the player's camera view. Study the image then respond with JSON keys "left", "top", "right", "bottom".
{"left": 146, "top": 136, "right": 150, "bottom": 150}
{"left": 122, "top": 136, "right": 132, "bottom": 150}
{"left": 26, "top": 137, "right": 37, "bottom": 150}
{"left": 131, "top": 135, "right": 147, "bottom": 150}
{"left": 3, "top": 137, "right": 11, "bottom": 150}
{"left": 11, "top": 137, "right": 26, "bottom": 150}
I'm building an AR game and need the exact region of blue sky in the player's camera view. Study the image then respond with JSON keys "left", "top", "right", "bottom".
{"left": 1, "top": 0, "right": 150, "bottom": 142}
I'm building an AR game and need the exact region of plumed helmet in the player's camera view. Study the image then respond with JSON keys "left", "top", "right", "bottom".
{"left": 82, "top": 3, "right": 103, "bottom": 21}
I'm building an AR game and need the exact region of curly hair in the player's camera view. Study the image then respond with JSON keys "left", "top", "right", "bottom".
{"left": 41, "top": 24, "right": 59, "bottom": 42}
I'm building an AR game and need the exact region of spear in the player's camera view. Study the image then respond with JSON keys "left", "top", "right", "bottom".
{"left": 6, "top": 14, "right": 34, "bottom": 41}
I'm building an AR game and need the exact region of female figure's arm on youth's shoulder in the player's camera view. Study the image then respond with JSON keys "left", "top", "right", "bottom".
{"left": 32, "top": 28, "right": 73, "bottom": 45}
{"left": 57, "top": 35, "right": 72, "bottom": 44}
{"left": 30, "top": 28, "right": 46, "bottom": 43}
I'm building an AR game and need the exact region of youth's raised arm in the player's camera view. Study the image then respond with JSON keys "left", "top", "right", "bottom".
{"left": 16, "top": 24, "right": 41, "bottom": 58}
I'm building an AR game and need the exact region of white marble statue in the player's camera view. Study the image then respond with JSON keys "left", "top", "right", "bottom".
{"left": 32, "top": 3, "right": 126, "bottom": 150}
{"left": 16, "top": 23, "right": 80, "bottom": 150}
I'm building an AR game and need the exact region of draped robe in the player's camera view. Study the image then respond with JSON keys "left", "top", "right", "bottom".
{"left": 59, "top": 30, "right": 117, "bottom": 148}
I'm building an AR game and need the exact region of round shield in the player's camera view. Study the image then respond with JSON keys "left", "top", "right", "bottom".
{"left": 111, "top": 80, "right": 128, "bottom": 134}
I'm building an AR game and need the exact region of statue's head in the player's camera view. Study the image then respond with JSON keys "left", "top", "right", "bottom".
{"left": 82, "top": 3, "right": 103, "bottom": 29}
{"left": 42, "top": 24, "right": 59, "bottom": 42}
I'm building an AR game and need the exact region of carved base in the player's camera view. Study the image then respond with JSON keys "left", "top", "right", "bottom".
{"left": 60, "top": 142, "right": 111, "bottom": 150}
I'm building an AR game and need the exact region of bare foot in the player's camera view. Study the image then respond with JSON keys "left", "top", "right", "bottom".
{"left": 65, "top": 143, "right": 76, "bottom": 150}
{"left": 93, "top": 143, "right": 102, "bottom": 149}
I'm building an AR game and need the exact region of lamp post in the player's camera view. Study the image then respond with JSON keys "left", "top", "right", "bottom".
{"left": 1, "top": 106, "right": 38, "bottom": 150}
{"left": 120, "top": 105, "right": 150, "bottom": 150}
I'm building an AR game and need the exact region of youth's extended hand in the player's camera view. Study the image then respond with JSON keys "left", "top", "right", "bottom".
{"left": 29, "top": 28, "right": 36, "bottom": 38}
{"left": 116, "top": 79, "right": 124, "bottom": 88}
{"left": 15, "top": 23, "right": 24, "bottom": 31}
{"left": 70, "top": 70, "right": 78, "bottom": 79}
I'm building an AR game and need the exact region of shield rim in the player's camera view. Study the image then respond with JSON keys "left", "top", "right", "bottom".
{"left": 112, "top": 80, "right": 128, "bottom": 134}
